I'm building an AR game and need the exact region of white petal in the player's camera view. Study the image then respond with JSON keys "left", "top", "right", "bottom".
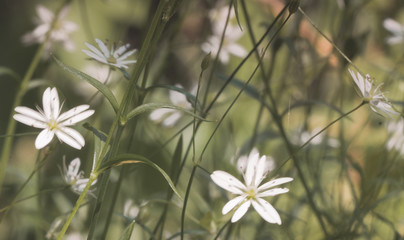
{"left": 231, "top": 200, "right": 251, "bottom": 222}
{"left": 55, "top": 127, "right": 85, "bottom": 149}
{"left": 95, "top": 38, "right": 110, "bottom": 58}
{"left": 113, "top": 44, "right": 130, "bottom": 58}
{"left": 43, "top": 87, "right": 60, "bottom": 120}
{"left": 13, "top": 114, "right": 47, "bottom": 128}
{"left": 210, "top": 171, "right": 246, "bottom": 194}
{"left": 386, "top": 36, "right": 404, "bottom": 45}
{"left": 116, "top": 60, "right": 137, "bottom": 66}
{"left": 348, "top": 69, "right": 363, "bottom": 96}
{"left": 14, "top": 106, "right": 46, "bottom": 122}
{"left": 162, "top": 112, "right": 182, "bottom": 127}
{"left": 82, "top": 49, "right": 108, "bottom": 64}
{"left": 370, "top": 101, "right": 399, "bottom": 118}
{"left": 257, "top": 177, "right": 293, "bottom": 192}
{"left": 58, "top": 105, "right": 94, "bottom": 125}
{"left": 244, "top": 153, "right": 259, "bottom": 186}
{"left": 254, "top": 156, "right": 267, "bottom": 187}
{"left": 383, "top": 18, "right": 404, "bottom": 34}
{"left": 35, "top": 128, "right": 55, "bottom": 149}
{"left": 226, "top": 43, "right": 247, "bottom": 58}
{"left": 57, "top": 105, "right": 89, "bottom": 122}
{"left": 252, "top": 198, "right": 281, "bottom": 224}
{"left": 149, "top": 108, "right": 174, "bottom": 122}
{"left": 117, "top": 48, "right": 137, "bottom": 61}
{"left": 257, "top": 187, "right": 289, "bottom": 197}
{"left": 222, "top": 195, "right": 246, "bottom": 214}
{"left": 36, "top": 5, "right": 54, "bottom": 23}
{"left": 84, "top": 41, "right": 105, "bottom": 57}
{"left": 67, "top": 158, "right": 81, "bottom": 179}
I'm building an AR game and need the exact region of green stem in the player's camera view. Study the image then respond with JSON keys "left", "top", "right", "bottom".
{"left": 56, "top": 1, "right": 180, "bottom": 238}
{"left": 213, "top": 220, "right": 231, "bottom": 240}
{"left": 180, "top": 165, "right": 197, "bottom": 240}
{"left": 56, "top": 174, "right": 98, "bottom": 240}
{"left": 0, "top": 0, "right": 71, "bottom": 189}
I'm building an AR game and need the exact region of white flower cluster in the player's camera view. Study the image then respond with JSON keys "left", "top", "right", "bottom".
{"left": 22, "top": 5, "right": 77, "bottom": 54}
{"left": 211, "top": 150, "right": 293, "bottom": 224}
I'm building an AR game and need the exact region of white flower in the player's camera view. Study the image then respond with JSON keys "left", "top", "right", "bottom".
{"left": 63, "top": 157, "right": 97, "bottom": 194}
{"left": 291, "top": 127, "right": 340, "bottom": 148}
{"left": 123, "top": 199, "right": 142, "bottom": 219}
{"left": 13, "top": 87, "right": 94, "bottom": 149}
{"left": 149, "top": 84, "right": 193, "bottom": 127}
{"left": 386, "top": 119, "right": 404, "bottom": 156}
{"left": 22, "top": 5, "right": 77, "bottom": 53}
{"left": 383, "top": 18, "right": 404, "bottom": 45}
{"left": 82, "top": 38, "right": 137, "bottom": 69}
{"left": 210, "top": 151, "right": 293, "bottom": 224}
{"left": 348, "top": 69, "right": 399, "bottom": 118}
{"left": 201, "top": 6, "right": 247, "bottom": 64}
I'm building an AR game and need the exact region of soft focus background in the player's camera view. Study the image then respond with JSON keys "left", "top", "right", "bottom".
{"left": 1, "top": 0, "right": 404, "bottom": 239}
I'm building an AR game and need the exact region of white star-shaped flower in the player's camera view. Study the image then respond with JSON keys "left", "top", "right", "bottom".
{"left": 348, "top": 69, "right": 399, "bottom": 118}
{"left": 82, "top": 38, "right": 137, "bottom": 69}
{"left": 383, "top": 18, "right": 404, "bottom": 45}
{"left": 22, "top": 5, "right": 77, "bottom": 53}
{"left": 201, "top": 6, "right": 247, "bottom": 64}
{"left": 63, "top": 157, "right": 97, "bottom": 194}
{"left": 210, "top": 151, "right": 293, "bottom": 224}
{"left": 13, "top": 87, "right": 94, "bottom": 149}
{"left": 149, "top": 84, "right": 193, "bottom": 127}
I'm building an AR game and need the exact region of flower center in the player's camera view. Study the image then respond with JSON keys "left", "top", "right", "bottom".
{"left": 48, "top": 119, "right": 59, "bottom": 130}
{"left": 107, "top": 56, "right": 117, "bottom": 64}
{"left": 245, "top": 187, "right": 257, "bottom": 200}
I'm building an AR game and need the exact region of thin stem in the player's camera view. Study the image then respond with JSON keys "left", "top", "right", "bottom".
{"left": 56, "top": 174, "right": 98, "bottom": 240}
{"left": 213, "top": 220, "right": 231, "bottom": 240}
{"left": 1, "top": 148, "right": 50, "bottom": 222}
{"left": 298, "top": 7, "right": 361, "bottom": 74}
{"left": 56, "top": 1, "right": 180, "bottom": 238}
{"left": 275, "top": 101, "right": 366, "bottom": 172}
{"left": 180, "top": 165, "right": 197, "bottom": 240}
{"left": 0, "top": 0, "right": 71, "bottom": 189}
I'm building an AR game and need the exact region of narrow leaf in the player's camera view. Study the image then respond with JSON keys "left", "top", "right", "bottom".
{"left": 217, "top": 73, "right": 263, "bottom": 103}
{"left": 27, "top": 79, "right": 49, "bottom": 90}
{"left": 52, "top": 55, "right": 119, "bottom": 112}
{"left": 119, "top": 221, "right": 136, "bottom": 240}
{"left": 0, "top": 66, "right": 20, "bottom": 82}
{"left": 123, "top": 103, "right": 207, "bottom": 123}
{"left": 83, "top": 123, "right": 108, "bottom": 142}
{"left": 98, "top": 153, "right": 182, "bottom": 200}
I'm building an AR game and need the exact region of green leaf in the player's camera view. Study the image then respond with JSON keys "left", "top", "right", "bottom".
{"left": 118, "top": 68, "right": 131, "bottom": 80}
{"left": 123, "top": 103, "right": 207, "bottom": 124}
{"left": 217, "top": 73, "right": 263, "bottom": 104}
{"left": 98, "top": 153, "right": 182, "bottom": 200}
{"left": 0, "top": 66, "right": 20, "bottom": 82}
{"left": 27, "top": 79, "right": 50, "bottom": 91}
{"left": 233, "top": 0, "right": 243, "bottom": 32}
{"left": 83, "top": 123, "right": 108, "bottom": 142}
{"left": 52, "top": 55, "right": 119, "bottom": 112}
{"left": 119, "top": 221, "right": 136, "bottom": 240}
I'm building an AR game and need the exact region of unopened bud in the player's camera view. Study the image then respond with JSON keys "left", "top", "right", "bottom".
{"left": 289, "top": 0, "right": 300, "bottom": 14}
{"left": 201, "top": 52, "right": 211, "bottom": 71}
